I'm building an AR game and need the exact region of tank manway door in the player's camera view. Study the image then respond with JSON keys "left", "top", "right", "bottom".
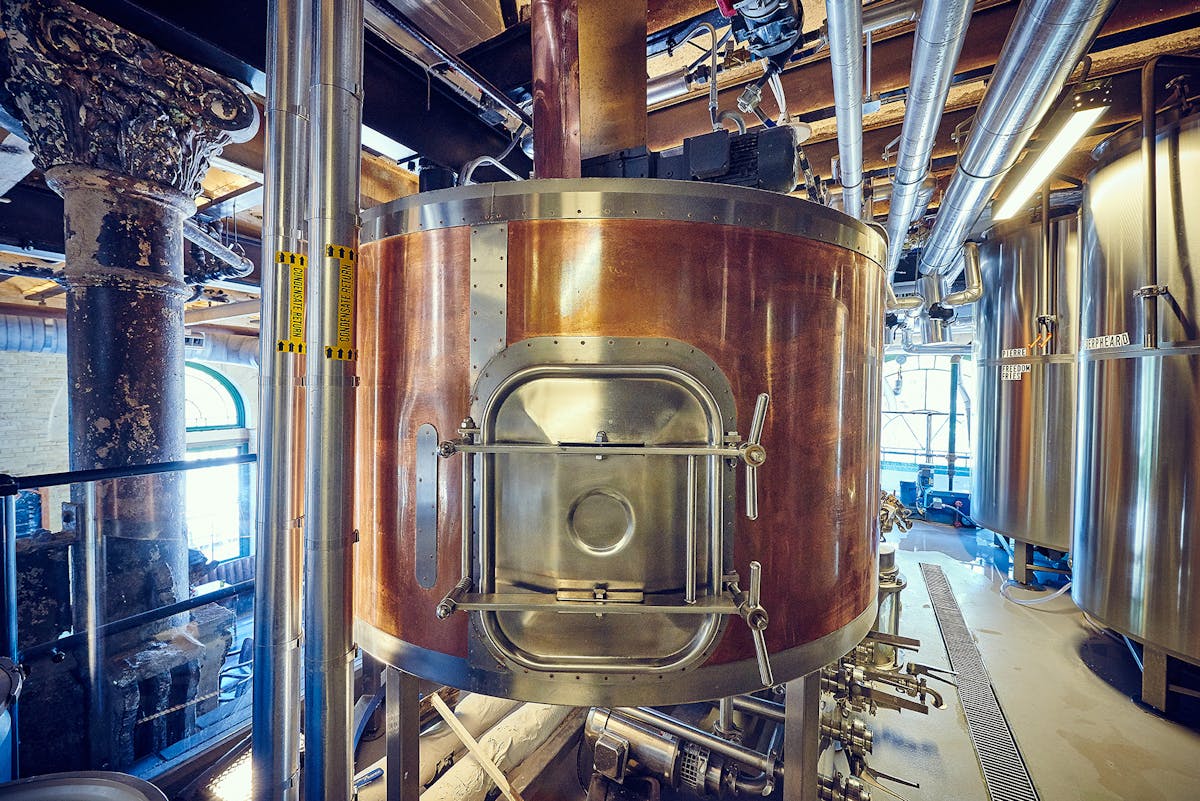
{"left": 432, "top": 337, "right": 774, "bottom": 683}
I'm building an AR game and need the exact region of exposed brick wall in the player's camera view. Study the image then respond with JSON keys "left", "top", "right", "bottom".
{"left": 0, "top": 351, "right": 261, "bottom": 477}
{"left": 0, "top": 351, "right": 70, "bottom": 476}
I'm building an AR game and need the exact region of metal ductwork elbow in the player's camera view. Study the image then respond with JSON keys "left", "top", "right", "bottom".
{"left": 918, "top": 0, "right": 1118, "bottom": 280}
{"left": 940, "top": 241, "right": 983, "bottom": 307}
{"left": 886, "top": 283, "right": 924, "bottom": 312}
{"left": 883, "top": 0, "right": 975, "bottom": 279}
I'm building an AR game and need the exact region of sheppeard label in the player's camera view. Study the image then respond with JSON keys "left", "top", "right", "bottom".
{"left": 1082, "top": 331, "right": 1130, "bottom": 350}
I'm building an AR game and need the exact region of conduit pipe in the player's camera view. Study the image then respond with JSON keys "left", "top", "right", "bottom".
{"left": 253, "top": 0, "right": 309, "bottom": 797}
{"left": 302, "top": 0, "right": 363, "bottom": 798}
{"left": 805, "top": 0, "right": 920, "bottom": 59}
{"left": 825, "top": 0, "right": 865, "bottom": 219}
{"left": 883, "top": 0, "right": 975, "bottom": 278}
{"left": 919, "top": 0, "right": 1118, "bottom": 282}
{"left": 363, "top": 0, "right": 532, "bottom": 129}
{"left": 183, "top": 219, "right": 255, "bottom": 279}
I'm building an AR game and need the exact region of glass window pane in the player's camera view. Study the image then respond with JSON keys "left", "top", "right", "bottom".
{"left": 185, "top": 365, "right": 242, "bottom": 429}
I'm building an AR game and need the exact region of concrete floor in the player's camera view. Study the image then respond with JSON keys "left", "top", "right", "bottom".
{"left": 355, "top": 521, "right": 1200, "bottom": 801}
{"left": 875, "top": 521, "right": 1200, "bottom": 801}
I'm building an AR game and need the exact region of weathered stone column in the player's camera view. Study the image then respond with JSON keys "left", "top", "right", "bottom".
{"left": 2, "top": 0, "right": 258, "bottom": 617}
{"left": 1, "top": 0, "right": 257, "bottom": 771}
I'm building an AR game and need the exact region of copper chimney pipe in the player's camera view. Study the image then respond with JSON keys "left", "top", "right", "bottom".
{"left": 531, "top": 0, "right": 581, "bottom": 178}
{"left": 531, "top": 0, "right": 648, "bottom": 178}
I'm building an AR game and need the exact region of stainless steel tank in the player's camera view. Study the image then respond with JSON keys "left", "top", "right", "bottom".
{"left": 973, "top": 211, "right": 1080, "bottom": 551}
{"left": 353, "top": 179, "right": 886, "bottom": 705}
{"left": 1072, "top": 109, "right": 1200, "bottom": 664}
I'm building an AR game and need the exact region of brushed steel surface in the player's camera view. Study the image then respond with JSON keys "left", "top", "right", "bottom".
{"left": 468, "top": 223, "right": 508, "bottom": 384}
{"left": 973, "top": 213, "right": 1080, "bottom": 550}
{"left": 356, "top": 181, "right": 884, "bottom": 703}
{"left": 361, "top": 178, "right": 887, "bottom": 266}
{"left": 302, "top": 0, "right": 362, "bottom": 796}
{"left": 353, "top": 599, "right": 877, "bottom": 706}
{"left": 472, "top": 340, "right": 731, "bottom": 673}
{"left": 414, "top": 423, "right": 438, "bottom": 589}
{"left": 1072, "top": 111, "right": 1200, "bottom": 663}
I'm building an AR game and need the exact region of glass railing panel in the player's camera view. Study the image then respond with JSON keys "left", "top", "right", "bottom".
{"left": 0, "top": 454, "right": 257, "bottom": 778}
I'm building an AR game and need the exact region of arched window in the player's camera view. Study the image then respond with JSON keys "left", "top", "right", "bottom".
{"left": 185, "top": 363, "right": 245, "bottom": 430}
{"left": 185, "top": 363, "right": 253, "bottom": 562}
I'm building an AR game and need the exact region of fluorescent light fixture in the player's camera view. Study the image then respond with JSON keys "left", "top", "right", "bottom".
{"left": 993, "top": 79, "right": 1112, "bottom": 221}
{"left": 361, "top": 125, "right": 417, "bottom": 164}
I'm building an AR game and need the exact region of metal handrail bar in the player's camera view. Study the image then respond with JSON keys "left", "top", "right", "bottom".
{"left": 0, "top": 453, "right": 258, "bottom": 495}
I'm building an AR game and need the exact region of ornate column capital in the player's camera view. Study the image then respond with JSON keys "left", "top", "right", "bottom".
{"left": 1, "top": 0, "right": 259, "bottom": 198}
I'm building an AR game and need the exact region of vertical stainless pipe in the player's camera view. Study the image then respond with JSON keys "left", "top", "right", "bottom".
{"left": 919, "top": 0, "right": 1118, "bottom": 280}
{"left": 253, "top": 0, "right": 309, "bottom": 798}
{"left": 303, "top": 0, "right": 364, "bottom": 798}
{"left": 825, "top": 0, "right": 865, "bottom": 220}
{"left": 883, "top": 0, "right": 975, "bottom": 279}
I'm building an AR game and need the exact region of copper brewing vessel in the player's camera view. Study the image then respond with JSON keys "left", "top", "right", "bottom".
{"left": 355, "top": 178, "right": 885, "bottom": 705}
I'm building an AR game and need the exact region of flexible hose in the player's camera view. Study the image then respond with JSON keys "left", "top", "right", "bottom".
{"left": 1000, "top": 579, "right": 1072, "bottom": 606}
{"left": 767, "top": 71, "right": 788, "bottom": 123}
{"left": 678, "top": 22, "right": 722, "bottom": 131}
{"left": 717, "top": 109, "right": 747, "bottom": 134}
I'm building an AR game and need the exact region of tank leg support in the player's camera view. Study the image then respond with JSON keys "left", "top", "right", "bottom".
{"left": 1012, "top": 539, "right": 1035, "bottom": 586}
{"left": 1142, "top": 646, "right": 1170, "bottom": 713}
{"left": 386, "top": 667, "right": 421, "bottom": 801}
{"left": 784, "top": 673, "right": 821, "bottom": 801}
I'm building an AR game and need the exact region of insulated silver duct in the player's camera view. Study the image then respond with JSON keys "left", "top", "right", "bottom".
{"left": 825, "top": 0, "right": 865, "bottom": 219}
{"left": 254, "top": 0, "right": 309, "bottom": 796}
{"left": 919, "top": 0, "right": 1117, "bottom": 280}
{"left": 185, "top": 330, "right": 261, "bottom": 366}
{"left": 886, "top": 283, "right": 924, "bottom": 311}
{"left": 302, "top": 0, "right": 363, "bottom": 797}
{"left": 0, "top": 314, "right": 66, "bottom": 354}
{"left": 0, "top": 313, "right": 259, "bottom": 366}
{"left": 883, "top": 0, "right": 975, "bottom": 278}
{"left": 898, "top": 326, "right": 973, "bottom": 354}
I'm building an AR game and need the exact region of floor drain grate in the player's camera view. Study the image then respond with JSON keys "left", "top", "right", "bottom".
{"left": 921, "top": 563, "right": 1039, "bottom": 801}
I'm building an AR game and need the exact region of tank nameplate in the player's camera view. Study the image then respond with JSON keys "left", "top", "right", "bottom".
{"left": 415, "top": 423, "right": 439, "bottom": 589}
{"left": 1081, "top": 332, "right": 1130, "bottom": 351}
{"left": 469, "top": 224, "right": 509, "bottom": 386}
